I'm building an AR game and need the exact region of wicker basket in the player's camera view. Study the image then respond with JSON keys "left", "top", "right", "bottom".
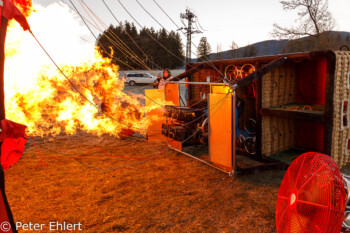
{"left": 261, "top": 51, "right": 350, "bottom": 168}
{"left": 331, "top": 51, "right": 350, "bottom": 168}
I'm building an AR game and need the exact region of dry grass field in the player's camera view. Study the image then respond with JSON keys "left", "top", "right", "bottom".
{"left": 3, "top": 132, "right": 287, "bottom": 233}
{"left": 5, "top": 85, "right": 350, "bottom": 232}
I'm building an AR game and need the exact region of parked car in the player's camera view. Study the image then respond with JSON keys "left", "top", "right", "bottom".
{"left": 124, "top": 72, "right": 157, "bottom": 86}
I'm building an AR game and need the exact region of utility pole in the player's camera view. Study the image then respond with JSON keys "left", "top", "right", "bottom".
{"left": 180, "top": 8, "right": 202, "bottom": 64}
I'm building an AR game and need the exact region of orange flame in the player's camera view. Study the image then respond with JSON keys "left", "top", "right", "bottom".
{"left": 4, "top": 3, "right": 166, "bottom": 137}
{"left": 13, "top": 0, "right": 32, "bottom": 17}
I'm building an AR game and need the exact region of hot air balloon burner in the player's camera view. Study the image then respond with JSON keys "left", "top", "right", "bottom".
{"left": 162, "top": 105, "right": 207, "bottom": 146}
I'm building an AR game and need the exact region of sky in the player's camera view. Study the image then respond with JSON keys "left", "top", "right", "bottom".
{"left": 32, "top": 0, "right": 350, "bottom": 56}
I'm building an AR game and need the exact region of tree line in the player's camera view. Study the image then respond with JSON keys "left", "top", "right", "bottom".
{"left": 96, "top": 21, "right": 185, "bottom": 70}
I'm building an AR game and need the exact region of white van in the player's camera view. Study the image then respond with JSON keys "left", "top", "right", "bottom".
{"left": 124, "top": 72, "right": 157, "bottom": 86}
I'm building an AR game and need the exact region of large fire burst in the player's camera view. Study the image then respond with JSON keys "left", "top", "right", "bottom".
{"left": 4, "top": 2, "right": 164, "bottom": 137}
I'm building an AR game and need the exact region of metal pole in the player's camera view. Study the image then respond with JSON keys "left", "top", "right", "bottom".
{"left": 186, "top": 9, "right": 192, "bottom": 64}
{"left": 169, "top": 145, "right": 233, "bottom": 175}
{"left": 180, "top": 8, "right": 202, "bottom": 64}
{"left": 167, "top": 81, "right": 230, "bottom": 86}
{"left": 0, "top": 16, "right": 7, "bottom": 120}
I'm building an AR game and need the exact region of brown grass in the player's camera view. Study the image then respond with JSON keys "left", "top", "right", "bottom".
{"left": 4, "top": 132, "right": 286, "bottom": 232}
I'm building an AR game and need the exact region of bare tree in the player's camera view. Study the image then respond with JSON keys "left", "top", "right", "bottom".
{"left": 215, "top": 43, "right": 222, "bottom": 60}
{"left": 230, "top": 41, "right": 239, "bottom": 58}
{"left": 230, "top": 41, "right": 238, "bottom": 50}
{"left": 272, "top": 0, "right": 335, "bottom": 48}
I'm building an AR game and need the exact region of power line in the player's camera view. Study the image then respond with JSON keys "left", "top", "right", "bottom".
{"left": 116, "top": 0, "right": 187, "bottom": 66}
{"left": 152, "top": 1, "right": 224, "bottom": 78}
{"left": 76, "top": 0, "right": 225, "bottom": 83}
{"left": 78, "top": 0, "right": 189, "bottom": 74}
{"left": 179, "top": 8, "right": 224, "bottom": 77}
{"left": 77, "top": 0, "right": 158, "bottom": 75}
{"left": 135, "top": 0, "right": 166, "bottom": 34}
{"left": 101, "top": 0, "right": 161, "bottom": 70}
{"left": 67, "top": 0, "right": 108, "bottom": 55}
{"left": 152, "top": 1, "right": 200, "bottom": 52}
{"left": 62, "top": 0, "right": 156, "bottom": 74}
{"left": 196, "top": 16, "right": 206, "bottom": 32}
{"left": 152, "top": 0, "right": 181, "bottom": 29}
{"left": 134, "top": 0, "right": 199, "bottom": 65}
{"left": 66, "top": 0, "right": 186, "bottom": 115}
{"left": 65, "top": 0, "right": 141, "bottom": 71}
{"left": 133, "top": 0, "right": 224, "bottom": 81}
{"left": 180, "top": 17, "right": 187, "bottom": 28}
{"left": 64, "top": 0, "right": 187, "bottom": 111}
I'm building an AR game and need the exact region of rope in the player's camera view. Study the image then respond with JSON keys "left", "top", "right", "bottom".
{"left": 28, "top": 90, "right": 229, "bottom": 171}
{"left": 31, "top": 136, "right": 59, "bottom": 168}
{"left": 30, "top": 28, "right": 231, "bottom": 134}
{"left": 29, "top": 29, "right": 169, "bottom": 132}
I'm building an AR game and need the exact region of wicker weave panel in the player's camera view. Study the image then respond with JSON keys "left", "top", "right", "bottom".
{"left": 332, "top": 51, "right": 350, "bottom": 168}
{"left": 262, "top": 63, "right": 296, "bottom": 108}
{"left": 261, "top": 62, "right": 297, "bottom": 156}
{"left": 262, "top": 117, "right": 295, "bottom": 156}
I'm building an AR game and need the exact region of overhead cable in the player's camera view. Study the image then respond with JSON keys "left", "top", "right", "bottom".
{"left": 77, "top": 0, "right": 157, "bottom": 75}
{"left": 101, "top": 0, "right": 162, "bottom": 70}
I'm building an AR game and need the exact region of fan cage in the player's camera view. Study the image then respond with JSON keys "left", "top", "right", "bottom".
{"left": 276, "top": 152, "right": 346, "bottom": 233}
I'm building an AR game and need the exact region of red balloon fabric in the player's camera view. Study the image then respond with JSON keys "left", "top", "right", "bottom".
{"left": 1, "top": 137, "right": 26, "bottom": 171}
{"left": 0, "top": 119, "right": 27, "bottom": 171}
{"left": 0, "top": 119, "right": 26, "bottom": 141}
{"left": 2, "top": 0, "right": 30, "bottom": 31}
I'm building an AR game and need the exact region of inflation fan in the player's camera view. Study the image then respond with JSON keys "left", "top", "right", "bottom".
{"left": 276, "top": 152, "right": 350, "bottom": 232}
